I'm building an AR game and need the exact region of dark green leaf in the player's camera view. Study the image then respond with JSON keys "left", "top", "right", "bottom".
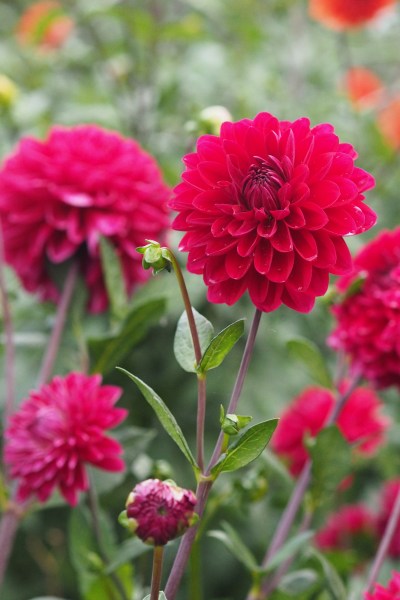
{"left": 309, "top": 425, "right": 351, "bottom": 509}
{"left": 99, "top": 236, "right": 128, "bottom": 320}
{"left": 88, "top": 297, "right": 167, "bottom": 375}
{"left": 174, "top": 308, "right": 214, "bottom": 372}
{"left": 117, "top": 369, "right": 199, "bottom": 473}
{"left": 198, "top": 319, "right": 245, "bottom": 373}
{"left": 286, "top": 338, "right": 333, "bottom": 389}
{"left": 106, "top": 539, "right": 151, "bottom": 574}
{"left": 211, "top": 419, "right": 278, "bottom": 477}
{"left": 208, "top": 522, "right": 258, "bottom": 573}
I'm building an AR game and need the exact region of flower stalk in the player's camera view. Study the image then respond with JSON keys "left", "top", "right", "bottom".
{"left": 150, "top": 546, "right": 164, "bottom": 600}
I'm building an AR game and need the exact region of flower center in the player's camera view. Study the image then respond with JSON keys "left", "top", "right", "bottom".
{"left": 241, "top": 156, "right": 285, "bottom": 212}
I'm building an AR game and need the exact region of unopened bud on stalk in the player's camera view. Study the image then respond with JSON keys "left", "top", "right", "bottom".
{"left": 137, "top": 240, "right": 172, "bottom": 274}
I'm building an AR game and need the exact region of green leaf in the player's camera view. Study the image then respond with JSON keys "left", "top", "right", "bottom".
{"left": 143, "top": 593, "right": 167, "bottom": 600}
{"left": 307, "top": 548, "right": 347, "bottom": 600}
{"left": 278, "top": 569, "right": 319, "bottom": 595}
{"left": 117, "top": 369, "right": 199, "bottom": 473}
{"left": 208, "top": 521, "right": 259, "bottom": 573}
{"left": 198, "top": 319, "right": 245, "bottom": 373}
{"left": 211, "top": 419, "right": 278, "bottom": 477}
{"left": 106, "top": 538, "right": 151, "bottom": 574}
{"left": 173, "top": 308, "right": 214, "bottom": 372}
{"left": 88, "top": 297, "right": 167, "bottom": 375}
{"left": 99, "top": 236, "right": 128, "bottom": 320}
{"left": 265, "top": 531, "right": 315, "bottom": 573}
{"left": 309, "top": 425, "right": 351, "bottom": 509}
{"left": 286, "top": 338, "right": 333, "bottom": 389}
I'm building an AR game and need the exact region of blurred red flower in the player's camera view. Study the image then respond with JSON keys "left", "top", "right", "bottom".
{"left": 171, "top": 112, "right": 376, "bottom": 313}
{"left": 329, "top": 228, "right": 400, "bottom": 389}
{"left": 0, "top": 125, "right": 170, "bottom": 313}
{"left": 343, "top": 67, "right": 384, "bottom": 111}
{"left": 309, "top": 0, "right": 396, "bottom": 30}
{"left": 271, "top": 384, "right": 389, "bottom": 475}
{"left": 16, "top": 1, "right": 74, "bottom": 51}
{"left": 315, "top": 503, "right": 377, "bottom": 551}
{"left": 365, "top": 571, "right": 400, "bottom": 599}
{"left": 125, "top": 479, "right": 197, "bottom": 546}
{"left": 376, "top": 480, "right": 400, "bottom": 558}
{"left": 4, "top": 373, "right": 127, "bottom": 506}
{"left": 377, "top": 97, "right": 400, "bottom": 150}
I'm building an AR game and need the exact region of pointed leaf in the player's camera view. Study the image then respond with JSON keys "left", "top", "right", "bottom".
{"left": 208, "top": 521, "right": 258, "bottom": 573}
{"left": 106, "top": 539, "right": 151, "bottom": 574}
{"left": 286, "top": 338, "right": 333, "bottom": 388}
{"left": 211, "top": 419, "right": 278, "bottom": 477}
{"left": 88, "top": 297, "right": 167, "bottom": 375}
{"left": 309, "top": 425, "right": 351, "bottom": 509}
{"left": 117, "top": 369, "right": 199, "bottom": 473}
{"left": 278, "top": 569, "right": 319, "bottom": 595}
{"left": 307, "top": 548, "right": 347, "bottom": 600}
{"left": 174, "top": 308, "right": 214, "bottom": 372}
{"left": 198, "top": 319, "right": 245, "bottom": 373}
{"left": 264, "top": 530, "right": 315, "bottom": 573}
{"left": 99, "top": 236, "right": 128, "bottom": 320}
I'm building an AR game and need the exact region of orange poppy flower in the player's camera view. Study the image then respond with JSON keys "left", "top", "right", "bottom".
{"left": 16, "top": 1, "right": 74, "bottom": 51}
{"left": 343, "top": 67, "right": 384, "bottom": 110}
{"left": 309, "top": 0, "right": 396, "bottom": 30}
{"left": 377, "top": 97, "right": 400, "bottom": 150}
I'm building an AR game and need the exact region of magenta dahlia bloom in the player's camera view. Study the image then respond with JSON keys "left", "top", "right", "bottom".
{"left": 315, "top": 504, "right": 377, "bottom": 552}
{"left": 330, "top": 228, "right": 400, "bottom": 389}
{"left": 4, "top": 372, "right": 127, "bottom": 506}
{"left": 171, "top": 112, "right": 376, "bottom": 312}
{"left": 376, "top": 480, "right": 400, "bottom": 558}
{"left": 0, "top": 125, "right": 170, "bottom": 313}
{"left": 125, "top": 479, "right": 197, "bottom": 545}
{"left": 365, "top": 572, "right": 400, "bottom": 600}
{"left": 271, "top": 383, "right": 389, "bottom": 475}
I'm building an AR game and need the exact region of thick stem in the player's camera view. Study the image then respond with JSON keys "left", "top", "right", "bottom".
{"left": 0, "top": 503, "right": 24, "bottom": 592}
{"left": 365, "top": 485, "right": 400, "bottom": 592}
{"left": 165, "top": 309, "right": 262, "bottom": 600}
{"left": 0, "top": 222, "right": 15, "bottom": 426}
{"left": 151, "top": 546, "right": 164, "bottom": 600}
{"left": 250, "top": 373, "right": 362, "bottom": 600}
{"left": 37, "top": 261, "right": 79, "bottom": 386}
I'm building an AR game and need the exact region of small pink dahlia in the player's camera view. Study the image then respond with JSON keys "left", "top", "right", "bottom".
{"left": 315, "top": 503, "right": 377, "bottom": 552}
{"left": 376, "top": 480, "right": 400, "bottom": 559}
{"left": 0, "top": 125, "right": 170, "bottom": 313}
{"left": 271, "top": 383, "right": 389, "bottom": 475}
{"left": 329, "top": 228, "right": 400, "bottom": 389}
{"left": 171, "top": 112, "right": 376, "bottom": 313}
{"left": 365, "top": 572, "right": 400, "bottom": 600}
{"left": 125, "top": 479, "right": 197, "bottom": 546}
{"left": 4, "top": 372, "right": 127, "bottom": 506}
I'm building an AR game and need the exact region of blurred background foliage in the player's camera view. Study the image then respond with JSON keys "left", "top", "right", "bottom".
{"left": 0, "top": 1, "right": 400, "bottom": 599}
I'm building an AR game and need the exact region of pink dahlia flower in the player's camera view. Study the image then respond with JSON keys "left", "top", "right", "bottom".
{"left": 376, "top": 480, "right": 400, "bottom": 558}
{"left": 329, "top": 228, "right": 400, "bottom": 389}
{"left": 171, "top": 112, "right": 376, "bottom": 313}
{"left": 0, "top": 125, "right": 170, "bottom": 313}
{"left": 125, "top": 479, "right": 197, "bottom": 546}
{"left": 271, "top": 383, "right": 389, "bottom": 475}
{"left": 4, "top": 372, "right": 127, "bottom": 506}
{"left": 365, "top": 572, "right": 400, "bottom": 600}
{"left": 315, "top": 503, "right": 377, "bottom": 551}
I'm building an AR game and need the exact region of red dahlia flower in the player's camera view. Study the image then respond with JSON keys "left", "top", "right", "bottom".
{"left": 4, "top": 373, "right": 127, "bottom": 506}
{"left": 0, "top": 125, "right": 170, "bottom": 313}
{"left": 315, "top": 503, "right": 377, "bottom": 552}
{"left": 376, "top": 480, "right": 400, "bottom": 558}
{"left": 329, "top": 228, "right": 400, "bottom": 389}
{"left": 365, "top": 572, "right": 400, "bottom": 599}
{"left": 271, "top": 384, "right": 389, "bottom": 475}
{"left": 125, "top": 479, "right": 197, "bottom": 546}
{"left": 171, "top": 112, "right": 376, "bottom": 313}
{"left": 309, "top": 0, "right": 396, "bottom": 30}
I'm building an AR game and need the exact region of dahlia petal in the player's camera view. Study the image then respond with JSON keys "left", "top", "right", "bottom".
{"left": 245, "top": 126, "right": 267, "bottom": 157}
{"left": 268, "top": 250, "right": 294, "bottom": 282}
{"left": 308, "top": 152, "right": 335, "bottom": 182}
{"left": 352, "top": 167, "right": 375, "bottom": 192}
{"left": 309, "top": 180, "right": 340, "bottom": 208}
{"left": 227, "top": 217, "right": 256, "bottom": 236}
{"left": 237, "top": 232, "right": 258, "bottom": 257}
{"left": 192, "top": 190, "right": 227, "bottom": 213}
{"left": 257, "top": 219, "right": 277, "bottom": 238}
{"left": 187, "top": 246, "right": 207, "bottom": 273}
{"left": 300, "top": 203, "right": 329, "bottom": 230}
{"left": 257, "top": 280, "right": 283, "bottom": 312}
{"left": 331, "top": 237, "right": 353, "bottom": 273}
{"left": 182, "top": 169, "right": 208, "bottom": 191}
{"left": 331, "top": 176, "right": 359, "bottom": 202}
{"left": 288, "top": 256, "right": 313, "bottom": 292}
{"left": 61, "top": 192, "right": 93, "bottom": 207}
{"left": 324, "top": 206, "right": 358, "bottom": 235}
{"left": 286, "top": 206, "right": 306, "bottom": 229}
{"left": 225, "top": 250, "right": 252, "bottom": 280}
{"left": 292, "top": 230, "right": 318, "bottom": 261}
{"left": 206, "top": 237, "right": 238, "bottom": 256}
{"left": 46, "top": 233, "right": 76, "bottom": 262}
{"left": 282, "top": 287, "right": 315, "bottom": 312}
{"left": 210, "top": 216, "right": 231, "bottom": 238}
{"left": 270, "top": 221, "right": 293, "bottom": 252}
{"left": 254, "top": 240, "right": 273, "bottom": 274}
{"left": 198, "top": 161, "right": 229, "bottom": 186}
{"left": 204, "top": 256, "right": 230, "bottom": 283}
{"left": 312, "top": 231, "right": 337, "bottom": 268}
{"left": 308, "top": 267, "right": 330, "bottom": 296}
{"left": 248, "top": 273, "right": 269, "bottom": 305}
{"left": 207, "top": 278, "right": 247, "bottom": 305}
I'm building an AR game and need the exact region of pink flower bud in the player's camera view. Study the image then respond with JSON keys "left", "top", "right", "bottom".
{"left": 125, "top": 479, "right": 197, "bottom": 546}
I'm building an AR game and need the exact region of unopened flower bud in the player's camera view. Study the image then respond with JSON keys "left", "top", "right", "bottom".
{"left": 121, "top": 479, "right": 197, "bottom": 546}
{"left": 198, "top": 105, "right": 233, "bottom": 135}
{"left": 137, "top": 240, "right": 172, "bottom": 274}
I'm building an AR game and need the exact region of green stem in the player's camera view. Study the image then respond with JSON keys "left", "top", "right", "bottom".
{"left": 150, "top": 546, "right": 164, "bottom": 600}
